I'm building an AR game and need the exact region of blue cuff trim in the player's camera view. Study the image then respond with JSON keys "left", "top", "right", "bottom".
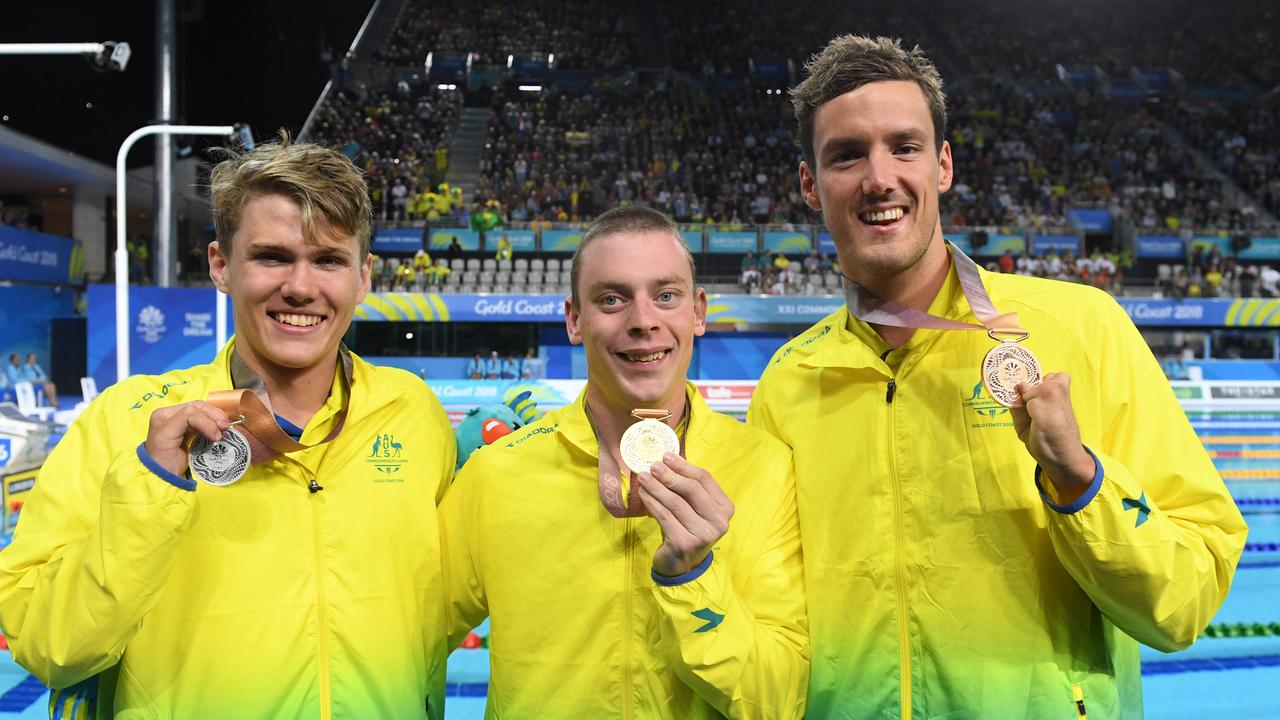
{"left": 274, "top": 414, "right": 304, "bottom": 441}
{"left": 1036, "top": 446, "right": 1104, "bottom": 514}
{"left": 652, "top": 551, "right": 714, "bottom": 587}
{"left": 136, "top": 443, "right": 197, "bottom": 492}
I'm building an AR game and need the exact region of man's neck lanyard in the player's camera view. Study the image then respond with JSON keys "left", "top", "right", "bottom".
{"left": 187, "top": 347, "right": 352, "bottom": 486}
{"left": 842, "top": 243, "right": 1043, "bottom": 407}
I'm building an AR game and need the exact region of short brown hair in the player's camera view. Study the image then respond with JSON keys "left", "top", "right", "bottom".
{"left": 569, "top": 206, "right": 696, "bottom": 309}
{"left": 210, "top": 130, "right": 373, "bottom": 258}
{"left": 791, "top": 35, "right": 946, "bottom": 170}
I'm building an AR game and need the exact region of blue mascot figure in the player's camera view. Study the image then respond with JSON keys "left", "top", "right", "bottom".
{"left": 454, "top": 389, "right": 541, "bottom": 470}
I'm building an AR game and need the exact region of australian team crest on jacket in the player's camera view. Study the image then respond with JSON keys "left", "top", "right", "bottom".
{"left": 367, "top": 433, "right": 408, "bottom": 482}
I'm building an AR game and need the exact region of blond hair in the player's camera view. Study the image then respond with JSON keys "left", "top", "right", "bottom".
{"left": 210, "top": 130, "right": 372, "bottom": 257}
{"left": 791, "top": 35, "right": 947, "bottom": 169}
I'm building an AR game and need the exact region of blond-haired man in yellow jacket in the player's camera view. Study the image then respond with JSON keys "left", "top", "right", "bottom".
{"left": 749, "top": 35, "right": 1247, "bottom": 719}
{"left": 441, "top": 206, "right": 808, "bottom": 718}
{"left": 0, "top": 136, "right": 457, "bottom": 719}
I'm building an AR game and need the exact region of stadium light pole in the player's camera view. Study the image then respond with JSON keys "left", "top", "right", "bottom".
{"left": 116, "top": 124, "right": 236, "bottom": 383}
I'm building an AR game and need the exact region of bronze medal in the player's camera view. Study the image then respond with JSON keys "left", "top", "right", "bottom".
{"left": 982, "top": 342, "right": 1042, "bottom": 408}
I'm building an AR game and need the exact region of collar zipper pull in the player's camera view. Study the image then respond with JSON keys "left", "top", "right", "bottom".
{"left": 308, "top": 478, "right": 324, "bottom": 493}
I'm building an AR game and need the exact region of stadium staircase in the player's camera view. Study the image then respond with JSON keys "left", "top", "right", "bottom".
{"left": 446, "top": 108, "right": 491, "bottom": 202}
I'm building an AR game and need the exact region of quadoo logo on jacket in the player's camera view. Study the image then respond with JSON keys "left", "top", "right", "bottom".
{"left": 962, "top": 380, "right": 1013, "bottom": 429}
{"left": 366, "top": 433, "right": 408, "bottom": 482}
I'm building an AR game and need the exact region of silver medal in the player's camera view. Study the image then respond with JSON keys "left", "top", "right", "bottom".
{"left": 188, "top": 426, "right": 252, "bottom": 486}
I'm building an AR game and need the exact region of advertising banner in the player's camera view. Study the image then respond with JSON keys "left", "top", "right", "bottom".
{"left": 541, "top": 229, "right": 584, "bottom": 251}
{"left": 371, "top": 228, "right": 423, "bottom": 254}
{"left": 762, "top": 230, "right": 813, "bottom": 255}
{"left": 1136, "top": 235, "right": 1184, "bottom": 258}
{"left": 1031, "top": 234, "right": 1080, "bottom": 255}
{"left": 87, "top": 284, "right": 232, "bottom": 391}
{"left": 1238, "top": 236, "right": 1280, "bottom": 261}
{"left": 428, "top": 228, "right": 479, "bottom": 251}
{"left": 495, "top": 230, "right": 537, "bottom": 252}
{"left": 1067, "top": 208, "right": 1112, "bottom": 231}
{"left": 0, "top": 226, "right": 84, "bottom": 285}
{"left": 707, "top": 231, "right": 757, "bottom": 254}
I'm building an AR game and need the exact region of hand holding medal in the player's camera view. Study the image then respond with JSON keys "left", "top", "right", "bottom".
{"left": 634, "top": 452, "right": 735, "bottom": 578}
{"left": 143, "top": 400, "right": 236, "bottom": 479}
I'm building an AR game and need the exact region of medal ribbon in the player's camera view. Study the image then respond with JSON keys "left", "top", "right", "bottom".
{"left": 843, "top": 243, "right": 1028, "bottom": 340}
{"left": 204, "top": 389, "right": 347, "bottom": 466}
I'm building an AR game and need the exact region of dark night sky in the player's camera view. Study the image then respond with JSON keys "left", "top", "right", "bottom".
{"left": 1, "top": 1, "right": 372, "bottom": 168}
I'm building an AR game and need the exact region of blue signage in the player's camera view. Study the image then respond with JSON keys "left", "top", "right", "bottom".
{"left": 428, "top": 228, "right": 479, "bottom": 251}
{"left": 945, "top": 232, "right": 973, "bottom": 255}
{"left": 679, "top": 230, "right": 704, "bottom": 252}
{"left": 0, "top": 226, "right": 84, "bottom": 285}
{"left": 1239, "top": 236, "right": 1280, "bottom": 261}
{"left": 541, "top": 229, "right": 584, "bottom": 252}
{"left": 87, "top": 284, "right": 234, "bottom": 391}
{"left": 1136, "top": 235, "right": 1184, "bottom": 258}
{"left": 762, "top": 231, "right": 813, "bottom": 255}
{"left": 1067, "top": 208, "right": 1112, "bottom": 232}
{"left": 0, "top": 286, "right": 75, "bottom": 372}
{"left": 1031, "top": 234, "right": 1080, "bottom": 255}
{"left": 707, "top": 231, "right": 757, "bottom": 254}
{"left": 818, "top": 231, "right": 836, "bottom": 255}
{"left": 371, "top": 228, "right": 423, "bottom": 254}
{"left": 988, "top": 234, "right": 1027, "bottom": 256}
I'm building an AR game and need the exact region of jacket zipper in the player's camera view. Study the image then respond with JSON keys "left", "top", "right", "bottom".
{"left": 622, "top": 517, "right": 634, "bottom": 720}
{"left": 887, "top": 378, "right": 911, "bottom": 718}
{"left": 310, "top": 477, "right": 332, "bottom": 720}
{"left": 1073, "top": 683, "right": 1087, "bottom": 719}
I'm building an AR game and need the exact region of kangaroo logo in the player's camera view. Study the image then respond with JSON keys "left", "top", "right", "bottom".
{"left": 366, "top": 432, "right": 408, "bottom": 481}
{"left": 962, "top": 379, "right": 1011, "bottom": 424}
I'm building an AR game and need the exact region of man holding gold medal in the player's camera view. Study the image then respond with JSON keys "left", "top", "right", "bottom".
{"left": 440, "top": 207, "right": 808, "bottom": 718}
{"left": 0, "top": 136, "right": 457, "bottom": 719}
{"left": 748, "top": 36, "right": 1248, "bottom": 719}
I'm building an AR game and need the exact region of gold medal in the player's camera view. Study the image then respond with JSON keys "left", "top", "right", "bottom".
{"left": 982, "top": 337, "right": 1042, "bottom": 408}
{"left": 188, "top": 425, "right": 252, "bottom": 486}
{"left": 620, "top": 419, "right": 680, "bottom": 474}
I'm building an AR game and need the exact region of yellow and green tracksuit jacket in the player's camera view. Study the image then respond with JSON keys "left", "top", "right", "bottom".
{"left": 748, "top": 264, "right": 1248, "bottom": 719}
{"left": 0, "top": 339, "right": 457, "bottom": 719}
{"left": 440, "top": 383, "right": 809, "bottom": 718}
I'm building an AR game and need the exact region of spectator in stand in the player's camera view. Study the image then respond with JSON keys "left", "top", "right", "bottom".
{"left": 501, "top": 352, "right": 520, "bottom": 380}
{"left": 485, "top": 351, "right": 502, "bottom": 380}
{"left": 997, "top": 249, "right": 1015, "bottom": 273}
{"left": 803, "top": 250, "right": 821, "bottom": 274}
{"left": 5, "top": 354, "right": 24, "bottom": 386}
{"left": 495, "top": 233, "right": 514, "bottom": 262}
{"left": 22, "top": 353, "right": 57, "bottom": 408}
{"left": 467, "top": 352, "right": 485, "bottom": 379}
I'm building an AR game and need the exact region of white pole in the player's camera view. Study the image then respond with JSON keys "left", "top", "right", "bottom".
{"left": 216, "top": 291, "right": 228, "bottom": 350}
{"left": 0, "top": 43, "right": 106, "bottom": 55}
{"left": 116, "top": 124, "right": 235, "bottom": 384}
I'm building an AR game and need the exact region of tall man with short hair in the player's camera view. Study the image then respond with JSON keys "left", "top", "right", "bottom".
{"left": 441, "top": 206, "right": 808, "bottom": 718}
{"left": 749, "top": 35, "right": 1246, "bottom": 718}
{"left": 0, "top": 135, "right": 457, "bottom": 719}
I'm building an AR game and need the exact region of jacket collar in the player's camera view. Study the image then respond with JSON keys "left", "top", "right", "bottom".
{"left": 798, "top": 261, "right": 977, "bottom": 371}
{"left": 211, "top": 337, "right": 365, "bottom": 444}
